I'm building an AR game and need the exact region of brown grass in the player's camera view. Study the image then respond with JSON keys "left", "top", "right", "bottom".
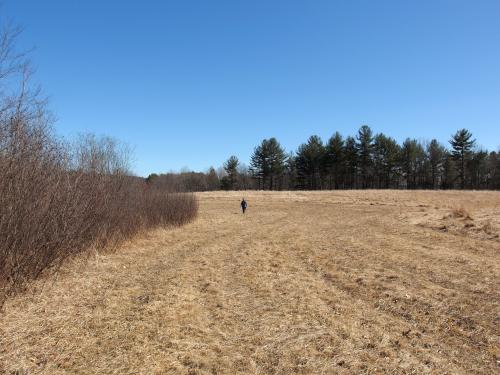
{"left": 1, "top": 190, "right": 499, "bottom": 374}
{"left": 451, "top": 207, "right": 473, "bottom": 220}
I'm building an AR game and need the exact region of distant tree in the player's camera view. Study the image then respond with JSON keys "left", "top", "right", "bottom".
{"left": 216, "top": 166, "right": 226, "bottom": 180}
{"left": 250, "top": 138, "right": 287, "bottom": 190}
{"left": 146, "top": 173, "right": 159, "bottom": 185}
{"left": 426, "top": 139, "right": 447, "bottom": 189}
{"left": 223, "top": 155, "right": 239, "bottom": 190}
{"left": 449, "top": 129, "right": 476, "bottom": 189}
{"left": 181, "top": 171, "right": 208, "bottom": 192}
{"left": 206, "top": 167, "right": 220, "bottom": 190}
{"left": 284, "top": 152, "right": 297, "bottom": 189}
{"left": 295, "top": 135, "right": 325, "bottom": 189}
{"left": 401, "top": 138, "right": 426, "bottom": 189}
{"left": 237, "top": 163, "right": 254, "bottom": 190}
{"left": 343, "top": 136, "right": 358, "bottom": 188}
{"left": 488, "top": 151, "right": 500, "bottom": 189}
{"left": 249, "top": 144, "right": 266, "bottom": 189}
{"left": 220, "top": 176, "right": 231, "bottom": 190}
{"left": 441, "top": 155, "right": 457, "bottom": 189}
{"left": 468, "top": 149, "right": 488, "bottom": 189}
{"left": 373, "top": 133, "right": 401, "bottom": 188}
{"left": 324, "top": 132, "right": 344, "bottom": 189}
{"left": 266, "top": 138, "right": 287, "bottom": 190}
{"left": 356, "top": 125, "right": 374, "bottom": 188}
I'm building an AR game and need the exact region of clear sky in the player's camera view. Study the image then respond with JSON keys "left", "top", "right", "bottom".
{"left": 3, "top": 0, "right": 500, "bottom": 176}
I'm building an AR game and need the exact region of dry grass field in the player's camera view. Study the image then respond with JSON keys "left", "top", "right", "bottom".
{"left": 1, "top": 190, "right": 499, "bottom": 374}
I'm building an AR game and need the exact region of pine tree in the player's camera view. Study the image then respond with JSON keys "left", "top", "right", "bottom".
{"left": 223, "top": 155, "right": 239, "bottom": 190}
{"left": 250, "top": 144, "right": 266, "bottom": 189}
{"left": 426, "top": 139, "right": 446, "bottom": 189}
{"left": 487, "top": 151, "right": 500, "bottom": 189}
{"left": 250, "top": 138, "right": 287, "bottom": 190}
{"left": 343, "top": 136, "right": 358, "bottom": 188}
{"left": 441, "top": 155, "right": 457, "bottom": 189}
{"left": 356, "top": 125, "right": 374, "bottom": 188}
{"left": 449, "top": 129, "right": 475, "bottom": 189}
{"left": 373, "top": 134, "right": 400, "bottom": 188}
{"left": 324, "top": 132, "right": 344, "bottom": 189}
{"left": 468, "top": 150, "right": 488, "bottom": 189}
{"left": 295, "top": 135, "right": 325, "bottom": 190}
{"left": 401, "top": 139, "right": 425, "bottom": 189}
{"left": 284, "top": 152, "right": 297, "bottom": 189}
{"left": 266, "top": 138, "right": 287, "bottom": 190}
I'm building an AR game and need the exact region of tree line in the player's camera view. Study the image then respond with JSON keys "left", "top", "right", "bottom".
{"left": 149, "top": 126, "right": 500, "bottom": 191}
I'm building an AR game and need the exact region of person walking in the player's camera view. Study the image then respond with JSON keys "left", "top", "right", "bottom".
{"left": 240, "top": 198, "right": 247, "bottom": 214}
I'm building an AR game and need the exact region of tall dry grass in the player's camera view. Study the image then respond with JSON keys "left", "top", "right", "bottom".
{"left": 0, "top": 116, "right": 197, "bottom": 307}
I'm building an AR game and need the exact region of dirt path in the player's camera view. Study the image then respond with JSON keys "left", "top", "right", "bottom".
{"left": 1, "top": 191, "right": 499, "bottom": 374}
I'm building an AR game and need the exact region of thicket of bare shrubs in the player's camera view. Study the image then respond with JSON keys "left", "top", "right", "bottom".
{"left": 0, "top": 24, "right": 197, "bottom": 306}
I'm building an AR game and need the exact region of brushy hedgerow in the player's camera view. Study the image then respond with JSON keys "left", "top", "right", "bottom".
{"left": 0, "top": 22, "right": 197, "bottom": 306}
{"left": 0, "top": 117, "right": 198, "bottom": 306}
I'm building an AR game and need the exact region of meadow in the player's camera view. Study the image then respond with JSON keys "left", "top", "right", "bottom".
{"left": 1, "top": 190, "right": 499, "bottom": 374}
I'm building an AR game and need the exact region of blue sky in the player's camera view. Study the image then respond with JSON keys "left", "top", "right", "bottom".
{"left": 3, "top": 0, "right": 500, "bottom": 176}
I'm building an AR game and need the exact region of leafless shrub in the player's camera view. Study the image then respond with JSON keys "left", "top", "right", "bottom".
{"left": 0, "top": 117, "right": 198, "bottom": 306}
{"left": 0, "top": 24, "right": 197, "bottom": 307}
{"left": 0, "top": 115, "right": 197, "bottom": 305}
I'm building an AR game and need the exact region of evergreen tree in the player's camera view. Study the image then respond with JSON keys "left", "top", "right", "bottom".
{"left": 343, "top": 136, "right": 358, "bottom": 188}
{"left": 441, "top": 155, "right": 457, "bottom": 189}
{"left": 373, "top": 134, "right": 401, "bottom": 188}
{"left": 488, "top": 151, "right": 500, "bottom": 189}
{"left": 468, "top": 149, "right": 488, "bottom": 189}
{"left": 401, "top": 139, "right": 425, "bottom": 189}
{"left": 426, "top": 139, "right": 447, "bottom": 189}
{"left": 223, "top": 155, "right": 239, "bottom": 190}
{"left": 284, "top": 152, "right": 297, "bottom": 189}
{"left": 206, "top": 167, "right": 220, "bottom": 190}
{"left": 250, "top": 138, "right": 287, "bottom": 190}
{"left": 145, "top": 173, "right": 159, "bottom": 185}
{"left": 449, "top": 129, "right": 475, "bottom": 189}
{"left": 266, "top": 138, "right": 287, "bottom": 190}
{"left": 324, "top": 132, "right": 344, "bottom": 189}
{"left": 250, "top": 143, "right": 266, "bottom": 189}
{"left": 295, "top": 135, "right": 325, "bottom": 190}
{"left": 356, "top": 125, "right": 374, "bottom": 188}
